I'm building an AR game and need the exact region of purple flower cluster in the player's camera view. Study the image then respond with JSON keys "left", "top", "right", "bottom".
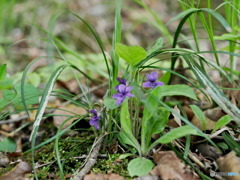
{"left": 89, "top": 109, "right": 100, "bottom": 130}
{"left": 143, "top": 72, "right": 164, "bottom": 89}
{"left": 113, "top": 78, "right": 134, "bottom": 106}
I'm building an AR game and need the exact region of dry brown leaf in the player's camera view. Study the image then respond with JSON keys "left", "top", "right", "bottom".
{"left": 191, "top": 116, "right": 216, "bottom": 131}
{"left": 57, "top": 79, "right": 80, "bottom": 94}
{"left": 172, "top": 105, "right": 181, "bottom": 126}
{"left": 0, "top": 161, "right": 32, "bottom": 180}
{"left": 216, "top": 151, "right": 240, "bottom": 180}
{"left": 189, "top": 106, "right": 227, "bottom": 131}
{"left": 28, "top": 110, "right": 38, "bottom": 122}
{"left": 196, "top": 144, "right": 222, "bottom": 160}
{"left": 53, "top": 104, "right": 87, "bottom": 129}
{"left": 150, "top": 151, "right": 200, "bottom": 180}
{"left": 1, "top": 124, "right": 13, "bottom": 132}
{"left": 183, "top": 106, "right": 195, "bottom": 120}
{"left": 84, "top": 173, "right": 125, "bottom": 180}
{"left": 15, "top": 137, "right": 22, "bottom": 153}
{"left": 205, "top": 107, "right": 225, "bottom": 121}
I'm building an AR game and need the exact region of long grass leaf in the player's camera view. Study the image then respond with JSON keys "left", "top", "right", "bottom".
{"left": 71, "top": 12, "right": 111, "bottom": 80}
{"left": 184, "top": 55, "right": 240, "bottom": 124}
{"left": 30, "top": 65, "right": 67, "bottom": 142}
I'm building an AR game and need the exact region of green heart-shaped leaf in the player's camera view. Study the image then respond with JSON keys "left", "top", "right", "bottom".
{"left": 116, "top": 43, "right": 146, "bottom": 66}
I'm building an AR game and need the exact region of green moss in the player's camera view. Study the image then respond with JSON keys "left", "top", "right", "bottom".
{"left": 0, "top": 164, "right": 15, "bottom": 176}
{"left": 22, "top": 131, "right": 96, "bottom": 179}
{"left": 4, "top": 132, "right": 130, "bottom": 179}
{"left": 92, "top": 154, "right": 130, "bottom": 178}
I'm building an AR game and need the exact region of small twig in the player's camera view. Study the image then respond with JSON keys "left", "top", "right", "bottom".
{"left": 192, "top": 127, "right": 239, "bottom": 144}
{"left": 174, "top": 141, "right": 206, "bottom": 170}
{"left": 72, "top": 135, "right": 104, "bottom": 180}
{"left": 0, "top": 115, "right": 28, "bottom": 125}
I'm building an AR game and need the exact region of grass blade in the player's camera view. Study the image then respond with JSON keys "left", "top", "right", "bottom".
{"left": 30, "top": 65, "right": 67, "bottom": 142}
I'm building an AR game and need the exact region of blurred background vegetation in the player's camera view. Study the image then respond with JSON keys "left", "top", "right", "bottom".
{"left": 1, "top": 0, "right": 231, "bottom": 73}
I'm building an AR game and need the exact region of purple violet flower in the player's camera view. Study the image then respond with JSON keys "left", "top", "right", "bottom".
{"left": 143, "top": 72, "right": 164, "bottom": 89}
{"left": 89, "top": 109, "right": 100, "bottom": 130}
{"left": 113, "top": 84, "right": 134, "bottom": 105}
{"left": 115, "top": 78, "right": 127, "bottom": 91}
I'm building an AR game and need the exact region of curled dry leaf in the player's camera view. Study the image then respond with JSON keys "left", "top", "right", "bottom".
{"left": 57, "top": 79, "right": 80, "bottom": 94}
{"left": 167, "top": 106, "right": 181, "bottom": 128}
{"left": 170, "top": 105, "right": 181, "bottom": 127}
{"left": 53, "top": 104, "right": 87, "bottom": 129}
{"left": 191, "top": 116, "right": 216, "bottom": 131}
{"left": 189, "top": 106, "right": 228, "bottom": 131}
{"left": 150, "top": 151, "right": 200, "bottom": 180}
{"left": 183, "top": 106, "right": 195, "bottom": 120}
{"left": 84, "top": 173, "right": 125, "bottom": 180}
{"left": 205, "top": 107, "right": 225, "bottom": 121}
{"left": 0, "top": 161, "right": 32, "bottom": 180}
{"left": 216, "top": 151, "right": 240, "bottom": 180}
{"left": 196, "top": 144, "right": 222, "bottom": 160}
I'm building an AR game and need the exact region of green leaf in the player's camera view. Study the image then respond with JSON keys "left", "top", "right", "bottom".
{"left": 28, "top": 72, "right": 41, "bottom": 87}
{"left": 141, "top": 84, "right": 197, "bottom": 154}
{"left": 116, "top": 43, "right": 147, "bottom": 66}
{"left": 118, "top": 131, "right": 140, "bottom": 154}
{"left": 222, "top": 67, "right": 240, "bottom": 76}
{"left": 0, "top": 137, "right": 17, "bottom": 153}
{"left": 128, "top": 157, "right": 154, "bottom": 177}
{"left": 214, "top": 33, "right": 240, "bottom": 41}
{"left": 120, "top": 100, "right": 132, "bottom": 133}
{"left": 212, "top": 115, "right": 232, "bottom": 134}
{"left": 0, "top": 64, "right": 7, "bottom": 81}
{"left": 152, "top": 85, "right": 198, "bottom": 100}
{"left": 103, "top": 97, "right": 118, "bottom": 109}
{"left": 2, "top": 83, "right": 40, "bottom": 106}
{"left": 150, "top": 107, "right": 170, "bottom": 135}
{"left": 159, "top": 71, "right": 171, "bottom": 85}
{"left": 119, "top": 153, "right": 134, "bottom": 160}
{"left": 147, "top": 37, "right": 164, "bottom": 56}
{"left": 222, "top": 132, "right": 240, "bottom": 156}
{"left": 156, "top": 125, "right": 201, "bottom": 144}
{"left": 0, "top": 98, "right": 9, "bottom": 110}
{"left": 119, "top": 101, "right": 141, "bottom": 154}
{"left": 200, "top": 8, "right": 231, "bottom": 32}
{"left": 217, "top": 142, "right": 228, "bottom": 150}
{"left": 10, "top": 84, "right": 40, "bottom": 106}
{"left": 0, "top": 78, "right": 13, "bottom": 90}
{"left": 143, "top": 107, "right": 170, "bottom": 150}
{"left": 3, "top": 89, "right": 16, "bottom": 101}
{"left": 17, "top": 84, "right": 40, "bottom": 105}
{"left": 190, "top": 105, "right": 206, "bottom": 131}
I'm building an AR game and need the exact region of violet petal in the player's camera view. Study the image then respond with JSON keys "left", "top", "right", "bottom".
{"left": 146, "top": 72, "right": 158, "bottom": 82}
{"left": 143, "top": 81, "right": 152, "bottom": 88}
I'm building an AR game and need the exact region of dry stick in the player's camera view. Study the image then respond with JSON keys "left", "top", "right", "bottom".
{"left": 0, "top": 115, "right": 28, "bottom": 125}
{"left": 174, "top": 140, "right": 205, "bottom": 170}
{"left": 73, "top": 136, "right": 104, "bottom": 180}
{"left": 192, "top": 127, "right": 240, "bottom": 144}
